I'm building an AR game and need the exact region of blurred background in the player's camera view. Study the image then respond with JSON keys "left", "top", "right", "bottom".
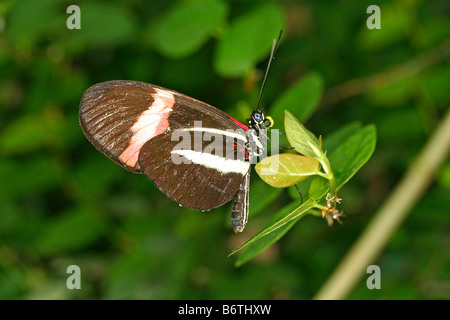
{"left": 0, "top": 0, "right": 449, "bottom": 299}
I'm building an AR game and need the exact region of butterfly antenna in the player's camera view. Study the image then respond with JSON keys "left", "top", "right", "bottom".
{"left": 256, "top": 30, "right": 283, "bottom": 111}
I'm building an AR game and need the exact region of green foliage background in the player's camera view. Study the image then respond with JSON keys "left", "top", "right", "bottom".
{"left": 0, "top": 0, "right": 449, "bottom": 299}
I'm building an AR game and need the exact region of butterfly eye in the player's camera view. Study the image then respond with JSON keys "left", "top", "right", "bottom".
{"left": 252, "top": 112, "right": 263, "bottom": 122}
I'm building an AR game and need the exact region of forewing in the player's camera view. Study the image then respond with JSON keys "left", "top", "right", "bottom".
{"left": 79, "top": 80, "right": 176, "bottom": 172}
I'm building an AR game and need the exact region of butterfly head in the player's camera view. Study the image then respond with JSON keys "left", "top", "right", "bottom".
{"left": 250, "top": 110, "right": 274, "bottom": 131}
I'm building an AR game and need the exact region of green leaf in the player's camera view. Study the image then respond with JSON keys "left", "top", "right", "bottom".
{"left": 234, "top": 201, "right": 302, "bottom": 267}
{"left": 284, "top": 110, "right": 320, "bottom": 157}
{"left": 255, "top": 153, "right": 320, "bottom": 188}
{"left": 65, "top": 3, "right": 135, "bottom": 47}
{"left": 214, "top": 4, "right": 285, "bottom": 77}
{"left": 0, "top": 110, "right": 66, "bottom": 155}
{"left": 0, "top": 156, "right": 61, "bottom": 197}
{"left": 288, "top": 178, "right": 312, "bottom": 200}
{"left": 330, "top": 125, "right": 377, "bottom": 190}
{"left": 34, "top": 208, "right": 103, "bottom": 256}
{"left": 229, "top": 199, "right": 316, "bottom": 257}
{"left": 74, "top": 153, "right": 122, "bottom": 198}
{"left": 151, "top": 0, "right": 228, "bottom": 59}
{"left": 322, "top": 121, "right": 362, "bottom": 154}
{"left": 357, "top": 3, "right": 413, "bottom": 51}
{"left": 309, "top": 176, "right": 330, "bottom": 201}
{"left": 248, "top": 179, "right": 282, "bottom": 216}
{"left": 6, "top": 0, "right": 64, "bottom": 48}
{"left": 271, "top": 72, "right": 324, "bottom": 126}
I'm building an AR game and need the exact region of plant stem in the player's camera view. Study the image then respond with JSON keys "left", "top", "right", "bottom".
{"left": 314, "top": 171, "right": 331, "bottom": 180}
{"left": 313, "top": 108, "right": 450, "bottom": 300}
{"left": 323, "top": 156, "right": 336, "bottom": 195}
{"left": 317, "top": 154, "right": 336, "bottom": 196}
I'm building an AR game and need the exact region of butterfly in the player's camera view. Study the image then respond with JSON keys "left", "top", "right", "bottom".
{"left": 79, "top": 32, "right": 283, "bottom": 233}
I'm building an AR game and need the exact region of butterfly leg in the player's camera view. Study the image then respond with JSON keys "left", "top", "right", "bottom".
{"left": 294, "top": 184, "right": 303, "bottom": 205}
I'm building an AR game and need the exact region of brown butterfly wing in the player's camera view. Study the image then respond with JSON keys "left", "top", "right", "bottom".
{"left": 80, "top": 80, "right": 250, "bottom": 210}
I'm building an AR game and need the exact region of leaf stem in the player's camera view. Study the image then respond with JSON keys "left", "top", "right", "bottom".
{"left": 317, "top": 152, "right": 336, "bottom": 196}
{"left": 312, "top": 203, "right": 326, "bottom": 211}
{"left": 314, "top": 171, "right": 331, "bottom": 180}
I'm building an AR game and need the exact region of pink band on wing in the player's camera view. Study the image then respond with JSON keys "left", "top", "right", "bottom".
{"left": 119, "top": 88, "right": 175, "bottom": 168}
